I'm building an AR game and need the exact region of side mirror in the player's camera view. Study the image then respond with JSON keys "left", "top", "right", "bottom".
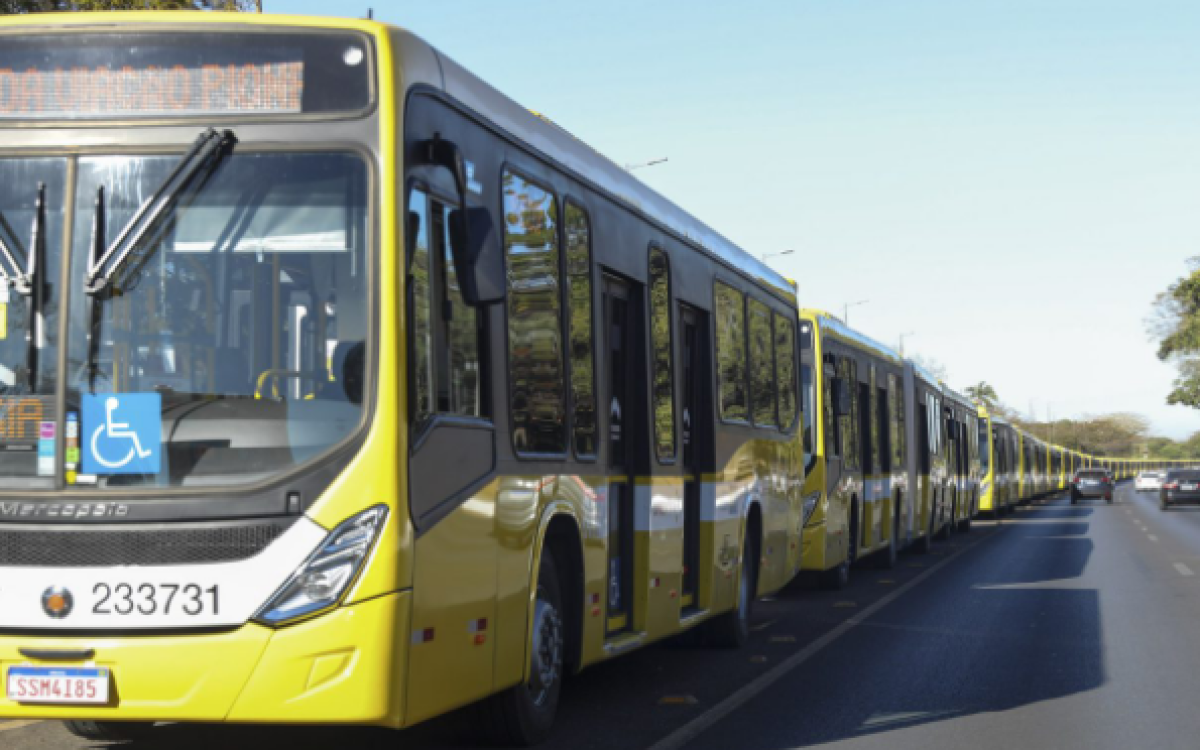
{"left": 832, "top": 378, "right": 852, "bottom": 417}
{"left": 419, "top": 136, "right": 504, "bottom": 306}
{"left": 448, "top": 206, "right": 504, "bottom": 305}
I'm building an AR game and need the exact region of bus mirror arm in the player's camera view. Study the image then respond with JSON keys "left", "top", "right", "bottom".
{"left": 420, "top": 136, "right": 505, "bottom": 306}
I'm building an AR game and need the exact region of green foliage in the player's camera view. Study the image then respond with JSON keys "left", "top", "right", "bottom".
{"left": 965, "top": 381, "right": 999, "bottom": 410}
{"left": 1153, "top": 258, "right": 1200, "bottom": 408}
{"left": 0, "top": 0, "right": 256, "bottom": 12}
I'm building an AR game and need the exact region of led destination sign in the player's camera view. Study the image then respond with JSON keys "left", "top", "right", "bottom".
{"left": 0, "top": 31, "right": 371, "bottom": 120}
{"left": 0, "top": 59, "right": 305, "bottom": 118}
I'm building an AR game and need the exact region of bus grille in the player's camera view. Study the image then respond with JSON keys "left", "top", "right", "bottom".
{"left": 0, "top": 521, "right": 291, "bottom": 567}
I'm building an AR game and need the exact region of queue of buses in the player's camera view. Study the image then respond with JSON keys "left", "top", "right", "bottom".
{"left": 0, "top": 13, "right": 1188, "bottom": 747}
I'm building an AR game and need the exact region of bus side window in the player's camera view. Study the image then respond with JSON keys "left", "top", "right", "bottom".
{"left": 877, "top": 382, "right": 890, "bottom": 474}
{"left": 822, "top": 355, "right": 839, "bottom": 460}
{"left": 503, "top": 170, "right": 565, "bottom": 455}
{"left": 843, "top": 358, "right": 860, "bottom": 470}
{"left": 649, "top": 246, "right": 675, "bottom": 460}
{"left": 407, "top": 187, "right": 484, "bottom": 432}
{"left": 748, "top": 298, "right": 776, "bottom": 429}
{"left": 564, "top": 201, "right": 597, "bottom": 459}
{"left": 714, "top": 282, "right": 747, "bottom": 422}
{"left": 775, "top": 312, "right": 797, "bottom": 433}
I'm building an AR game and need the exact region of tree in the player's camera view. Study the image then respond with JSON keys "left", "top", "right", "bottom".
{"left": 1151, "top": 258, "right": 1200, "bottom": 408}
{"left": 909, "top": 353, "right": 947, "bottom": 383}
{"left": 965, "top": 381, "right": 999, "bottom": 410}
{"left": 1, "top": 0, "right": 256, "bottom": 11}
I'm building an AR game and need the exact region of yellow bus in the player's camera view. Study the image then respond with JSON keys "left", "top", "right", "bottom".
{"left": 0, "top": 12, "right": 806, "bottom": 744}
{"left": 799, "top": 311, "right": 918, "bottom": 588}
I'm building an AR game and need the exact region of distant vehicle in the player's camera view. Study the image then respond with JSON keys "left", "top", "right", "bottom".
{"left": 1136, "top": 471, "right": 1164, "bottom": 493}
{"left": 1160, "top": 470, "right": 1200, "bottom": 510}
{"left": 1070, "top": 468, "right": 1114, "bottom": 505}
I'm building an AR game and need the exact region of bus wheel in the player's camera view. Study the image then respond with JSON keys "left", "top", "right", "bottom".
{"left": 877, "top": 504, "right": 899, "bottom": 569}
{"left": 708, "top": 516, "right": 761, "bottom": 647}
{"left": 479, "top": 554, "right": 564, "bottom": 746}
{"left": 913, "top": 503, "right": 933, "bottom": 555}
{"left": 821, "top": 505, "right": 856, "bottom": 590}
{"left": 63, "top": 721, "right": 156, "bottom": 743}
{"left": 937, "top": 496, "right": 955, "bottom": 540}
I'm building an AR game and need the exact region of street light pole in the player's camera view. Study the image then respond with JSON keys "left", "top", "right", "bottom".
{"left": 898, "top": 331, "right": 915, "bottom": 356}
{"left": 625, "top": 157, "right": 668, "bottom": 172}
{"left": 762, "top": 249, "right": 795, "bottom": 263}
{"left": 842, "top": 299, "right": 869, "bottom": 325}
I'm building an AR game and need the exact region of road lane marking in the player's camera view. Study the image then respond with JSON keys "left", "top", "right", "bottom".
{"left": 645, "top": 526, "right": 1005, "bottom": 750}
{"left": 1175, "top": 563, "right": 1194, "bottom": 577}
{"left": 0, "top": 721, "right": 40, "bottom": 733}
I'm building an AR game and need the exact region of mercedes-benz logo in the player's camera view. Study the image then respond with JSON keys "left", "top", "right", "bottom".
{"left": 42, "top": 587, "right": 74, "bottom": 619}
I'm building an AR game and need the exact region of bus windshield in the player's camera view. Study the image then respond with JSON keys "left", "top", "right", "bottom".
{"left": 0, "top": 150, "right": 371, "bottom": 490}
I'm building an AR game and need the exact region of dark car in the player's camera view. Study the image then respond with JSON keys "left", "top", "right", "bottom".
{"left": 1070, "top": 468, "right": 1114, "bottom": 505}
{"left": 1160, "top": 470, "right": 1200, "bottom": 510}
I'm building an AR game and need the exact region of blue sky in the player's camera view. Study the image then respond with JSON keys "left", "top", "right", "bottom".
{"left": 279, "top": 0, "right": 1199, "bottom": 441}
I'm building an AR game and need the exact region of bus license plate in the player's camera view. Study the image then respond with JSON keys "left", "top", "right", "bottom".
{"left": 1183, "top": 483, "right": 1198, "bottom": 491}
{"left": 7, "top": 667, "right": 110, "bottom": 705}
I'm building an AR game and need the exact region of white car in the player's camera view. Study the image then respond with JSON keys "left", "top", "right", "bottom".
{"left": 1136, "top": 471, "right": 1164, "bottom": 492}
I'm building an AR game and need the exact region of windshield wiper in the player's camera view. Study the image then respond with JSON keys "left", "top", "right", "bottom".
{"left": 0, "top": 186, "right": 47, "bottom": 392}
{"left": 85, "top": 128, "right": 237, "bottom": 297}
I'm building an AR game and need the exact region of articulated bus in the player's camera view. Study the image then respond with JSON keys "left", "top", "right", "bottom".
{"left": 799, "top": 311, "right": 911, "bottom": 589}
{"left": 0, "top": 13, "right": 806, "bottom": 744}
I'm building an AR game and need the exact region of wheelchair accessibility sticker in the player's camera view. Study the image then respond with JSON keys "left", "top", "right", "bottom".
{"left": 81, "top": 394, "right": 162, "bottom": 475}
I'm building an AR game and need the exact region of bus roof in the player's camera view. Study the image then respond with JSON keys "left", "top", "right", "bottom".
{"left": 0, "top": 11, "right": 796, "bottom": 305}
{"left": 802, "top": 309, "right": 903, "bottom": 364}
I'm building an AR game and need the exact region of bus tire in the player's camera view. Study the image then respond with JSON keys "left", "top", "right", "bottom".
{"left": 63, "top": 721, "right": 156, "bottom": 743}
{"left": 821, "top": 501, "right": 857, "bottom": 589}
{"left": 877, "top": 500, "right": 900, "bottom": 569}
{"left": 913, "top": 500, "right": 933, "bottom": 555}
{"left": 707, "top": 513, "right": 761, "bottom": 648}
{"left": 937, "top": 494, "right": 955, "bottom": 540}
{"left": 478, "top": 553, "right": 564, "bottom": 747}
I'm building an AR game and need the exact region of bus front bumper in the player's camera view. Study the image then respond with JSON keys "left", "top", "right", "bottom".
{"left": 0, "top": 592, "right": 409, "bottom": 727}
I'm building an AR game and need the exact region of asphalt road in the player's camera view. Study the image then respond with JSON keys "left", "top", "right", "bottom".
{"left": 6, "top": 482, "right": 1200, "bottom": 750}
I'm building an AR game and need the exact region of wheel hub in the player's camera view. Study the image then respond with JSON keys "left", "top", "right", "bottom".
{"left": 528, "top": 598, "right": 563, "bottom": 707}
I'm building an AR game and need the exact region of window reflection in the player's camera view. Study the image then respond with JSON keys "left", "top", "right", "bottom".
{"left": 749, "top": 299, "right": 775, "bottom": 428}
{"left": 503, "top": 171, "right": 565, "bottom": 455}
{"left": 714, "top": 282, "right": 746, "bottom": 422}
{"left": 649, "top": 246, "right": 674, "bottom": 460}
{"left": 565, "top": 202, "right": 596, "bottom": 459}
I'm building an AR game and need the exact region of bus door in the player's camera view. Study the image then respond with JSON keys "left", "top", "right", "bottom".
{"left": 604, "top": 275, "right": 638, "bottom": 635}
{"left": 679, "top": 304, "right": 709, "bottom": 611}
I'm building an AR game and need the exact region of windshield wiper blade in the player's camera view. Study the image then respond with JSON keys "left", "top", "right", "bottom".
{"left": 17, "top": 184, "right": 46, "bottom": 392}
{"left": 85, "top": 128, "right": 237, "bottom": 297}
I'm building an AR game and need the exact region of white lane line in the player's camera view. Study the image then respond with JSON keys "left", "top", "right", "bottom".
{"left": 645, "top": 528, "right": 1004, "bottom": 750}
{"left": 1149, "top": 535, "right": 1160, "bottom": 542}
{"left": 1175, "top": 563, "right": 1195, "bottom": 577}
{"left": 0, "top": 721, "right": 41, "bottom": 733}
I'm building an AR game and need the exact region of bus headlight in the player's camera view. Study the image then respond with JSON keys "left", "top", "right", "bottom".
{"left": 255, "top": 505, "right": 388, "bottom": 627}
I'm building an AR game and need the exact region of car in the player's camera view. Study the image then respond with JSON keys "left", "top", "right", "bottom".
{"left": 1160, "top": 470, "right": 1200, "bottom": 510}
{"left": 1136, "top": 471, "right": 1165, "bottom": 492}
{"left": 1070, "top": 468, "right": 1114, "bottom": 505}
